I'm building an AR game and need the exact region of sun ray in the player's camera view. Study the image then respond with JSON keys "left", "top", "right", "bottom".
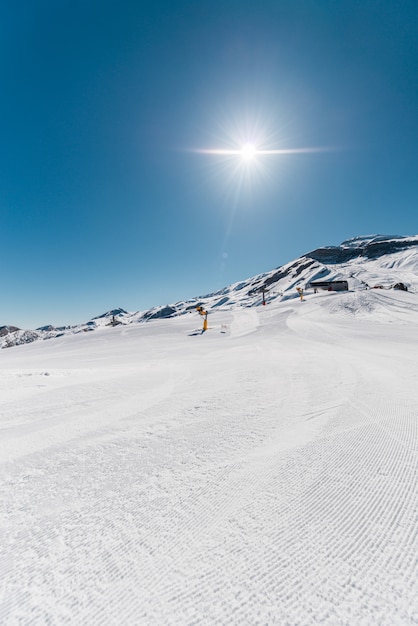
{"left": 190, "top": 146, "right": 333, "bottom": 156}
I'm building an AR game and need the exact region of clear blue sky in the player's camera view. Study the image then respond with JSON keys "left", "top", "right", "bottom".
{"left": 1, "top": 0, "right": 417, "bottom": 328}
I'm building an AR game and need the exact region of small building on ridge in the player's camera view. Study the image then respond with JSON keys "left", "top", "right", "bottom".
{"left": 309, "top": 280, "right": 349, "bottom": 292}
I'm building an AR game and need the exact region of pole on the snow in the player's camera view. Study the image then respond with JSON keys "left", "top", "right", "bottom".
{"left": 254, "top": 285, "right": 269, "bottom": 305}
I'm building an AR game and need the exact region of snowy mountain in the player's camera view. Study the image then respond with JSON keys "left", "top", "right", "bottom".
{"left": 2, "top": 234, "right": 418, "bottom": 348}
{"left": 1, "top": 245, "right": 417, "bottom": 624}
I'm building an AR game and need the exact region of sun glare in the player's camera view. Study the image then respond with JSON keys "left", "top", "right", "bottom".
{"left": 240, "top": 143, "right": 257, "bottom": 161}
{"left": 189, "top": 122, "right": 336, "bottom": 191}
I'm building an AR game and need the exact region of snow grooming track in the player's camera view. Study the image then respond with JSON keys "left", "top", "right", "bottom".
{"left": 0, "top": 298, "right": 418, "bottom": 625}
{"left": 0, "top": 362, "right": 191, "bottom": 463}
{"left": 229, "top": 308, "right": 260, "bottom": 338}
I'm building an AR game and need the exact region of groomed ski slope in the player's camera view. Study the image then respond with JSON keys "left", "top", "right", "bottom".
{"left": 1, "top": 289, "right": 417, "bottom": 625}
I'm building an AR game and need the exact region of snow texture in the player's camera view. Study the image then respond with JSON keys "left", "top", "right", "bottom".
{"left": 0, "top": 236, "right": 418, "bottom": 624}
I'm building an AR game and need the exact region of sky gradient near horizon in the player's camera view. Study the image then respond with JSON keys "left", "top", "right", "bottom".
{"left": 1, "top": 0, "right": 418, "bottom": 328}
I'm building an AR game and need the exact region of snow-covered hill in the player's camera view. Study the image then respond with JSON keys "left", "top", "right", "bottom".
{"left": 2, "top": 234, "right": 418, "bottom": 349}
{"left": 0, "top": 273, "right": 417, "bottom": 624}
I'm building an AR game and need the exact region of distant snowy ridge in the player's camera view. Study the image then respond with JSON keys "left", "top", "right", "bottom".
{"left": 306, "top": 234, "right": 418, "bottom": 264}
{"left": 2, "top": 234, "right": 418, "bottom": 348}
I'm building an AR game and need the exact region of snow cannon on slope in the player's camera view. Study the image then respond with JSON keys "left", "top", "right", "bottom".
{"left": 196, "top": 306, "right": 208, "bottom": 332}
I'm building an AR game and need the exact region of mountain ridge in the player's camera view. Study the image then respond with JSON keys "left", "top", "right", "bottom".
{"left": 2, "top": 234, "right": 418, "bottom": 348}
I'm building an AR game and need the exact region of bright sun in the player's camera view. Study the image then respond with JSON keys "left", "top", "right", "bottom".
{"left": 240, "top": 143, "right": 257, "bottom": 160}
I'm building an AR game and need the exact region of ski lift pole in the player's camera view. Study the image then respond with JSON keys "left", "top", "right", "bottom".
{"left": 255, "top": 285, "right": 269, "bottom": 305}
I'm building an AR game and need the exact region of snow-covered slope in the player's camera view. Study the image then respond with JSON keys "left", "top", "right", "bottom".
{"left": 2, "top": 234, "right": 418, "bottom": 349}
{"left": 127, "top": 234, "right": 418, "bottom": 319}
{"left": 0, "top": 284, "right": 417, "bottom": 624}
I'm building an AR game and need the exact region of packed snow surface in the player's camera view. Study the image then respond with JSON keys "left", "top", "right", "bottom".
{"left": 1, "top": 289, "right": 417, "bottom": 624}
